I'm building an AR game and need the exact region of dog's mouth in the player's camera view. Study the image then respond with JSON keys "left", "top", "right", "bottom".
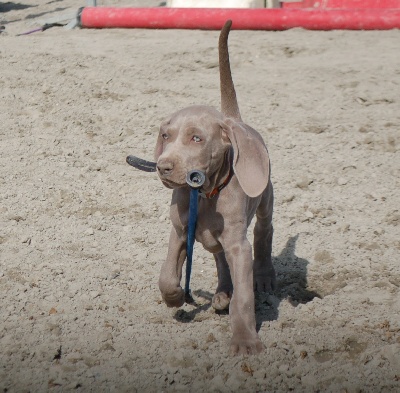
{"left": 160, "top": 178, "right": 187, "bottom": 189}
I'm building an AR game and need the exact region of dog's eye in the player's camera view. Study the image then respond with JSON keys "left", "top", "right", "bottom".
{"left": 192, "top": 136, "right": 202, "bottom": 143}
{"left": 161, "top": 133, "right": 169, "bottom": 140}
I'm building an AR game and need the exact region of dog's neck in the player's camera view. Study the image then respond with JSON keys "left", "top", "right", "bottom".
{"left": 200, "top": 147, "right": 233, "bottom": 199}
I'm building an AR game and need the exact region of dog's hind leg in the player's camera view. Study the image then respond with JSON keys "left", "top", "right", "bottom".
{"left": 253, "top": 182, "right": 276, "bottom": 292}
{"left": 212, "top": 251, "right": 233, "bottom": 310}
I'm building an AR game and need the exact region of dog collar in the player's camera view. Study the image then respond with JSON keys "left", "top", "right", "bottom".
{"left": 200, "top": 165, "right": 233, "bottom": 199}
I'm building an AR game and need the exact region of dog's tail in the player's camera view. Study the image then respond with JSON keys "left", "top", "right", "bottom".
{"left": 219, "top": 20, "right": 242, "bottom": 121}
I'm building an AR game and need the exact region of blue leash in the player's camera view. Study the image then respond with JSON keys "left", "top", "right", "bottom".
{"left": 184, "top": 187, "right": 199, "bottom": 302}
{"left": 184, "top": 170, "right": 205, "bottom": 303}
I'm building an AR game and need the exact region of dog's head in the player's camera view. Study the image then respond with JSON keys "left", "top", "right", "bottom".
{"left": 154, "top": 105, "right": 228, "bottom": 193}
{"left": 154, "top": 105, "right": 270, "bottom": 198}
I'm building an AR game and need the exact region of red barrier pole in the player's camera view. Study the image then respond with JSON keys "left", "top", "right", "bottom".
{"left": 283, "top": 0, "right": 400, "bottom": 9}
{"left": 79, "top": 7, "right": 400, "bottom": 30}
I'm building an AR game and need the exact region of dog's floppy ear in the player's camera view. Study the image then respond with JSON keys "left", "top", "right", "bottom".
{"left": 221, "top": 119, "right": 270, "bottom": 198}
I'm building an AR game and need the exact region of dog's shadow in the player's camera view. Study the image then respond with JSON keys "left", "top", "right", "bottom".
{"left": 174, "top": 234, "right": 321, "bottom": 327}
{"left": 255, "top": 234, "right": 321, "bottom": 330}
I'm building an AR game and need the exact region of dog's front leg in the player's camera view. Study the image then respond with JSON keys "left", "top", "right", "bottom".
{"left": 224, "top": 240, "right": 264, "bottom": 356}
{"left": 158, "top": 227, "right": 187, "bottom": 308}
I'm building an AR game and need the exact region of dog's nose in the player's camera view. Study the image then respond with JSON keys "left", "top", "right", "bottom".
{"left": 157, "top": 160, "right": 174, "bottom": 176}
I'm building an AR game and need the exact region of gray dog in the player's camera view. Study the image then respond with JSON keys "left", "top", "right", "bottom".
{"left": 155, "top": 20, "right": 275, "bottom": 355}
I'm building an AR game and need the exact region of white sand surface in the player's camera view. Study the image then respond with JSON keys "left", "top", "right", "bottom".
{"left": 1, "top": 1, "right": 399, "bottom": 391}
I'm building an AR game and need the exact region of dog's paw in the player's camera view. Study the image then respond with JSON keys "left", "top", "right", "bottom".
{"left": 254, "top": 267, "right": 276, "bottom": 292}
{"left": 212, "top": 292, "right": 231, "bottom": 310}
{"left": 229, "top": 337, "right": 264, "bottom": 356}
{"left": 254, "top": 274, "right": 276, "bottom": 292}
{"left": 161, "top": 287, "right": 185, "bottom": 308}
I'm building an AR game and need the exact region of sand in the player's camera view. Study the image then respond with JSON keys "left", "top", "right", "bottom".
{"left": 1, "top": 1, "right": 399, "bottom": 391}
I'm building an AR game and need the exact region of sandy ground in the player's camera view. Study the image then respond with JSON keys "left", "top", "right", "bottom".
{"left": 1, "top": 1, "right": 400, "bottom": 392}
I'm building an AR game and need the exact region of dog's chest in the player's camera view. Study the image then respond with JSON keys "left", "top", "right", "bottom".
{"left": 193, "top": 203, "right": 224, "bottom": 253}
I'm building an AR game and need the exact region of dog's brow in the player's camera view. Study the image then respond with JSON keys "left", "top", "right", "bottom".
{"left": 160, "top": 125, "right": 175, "bottom": 135}
{"left": 185, "top": 126, "right": 204, "bottom": 136}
